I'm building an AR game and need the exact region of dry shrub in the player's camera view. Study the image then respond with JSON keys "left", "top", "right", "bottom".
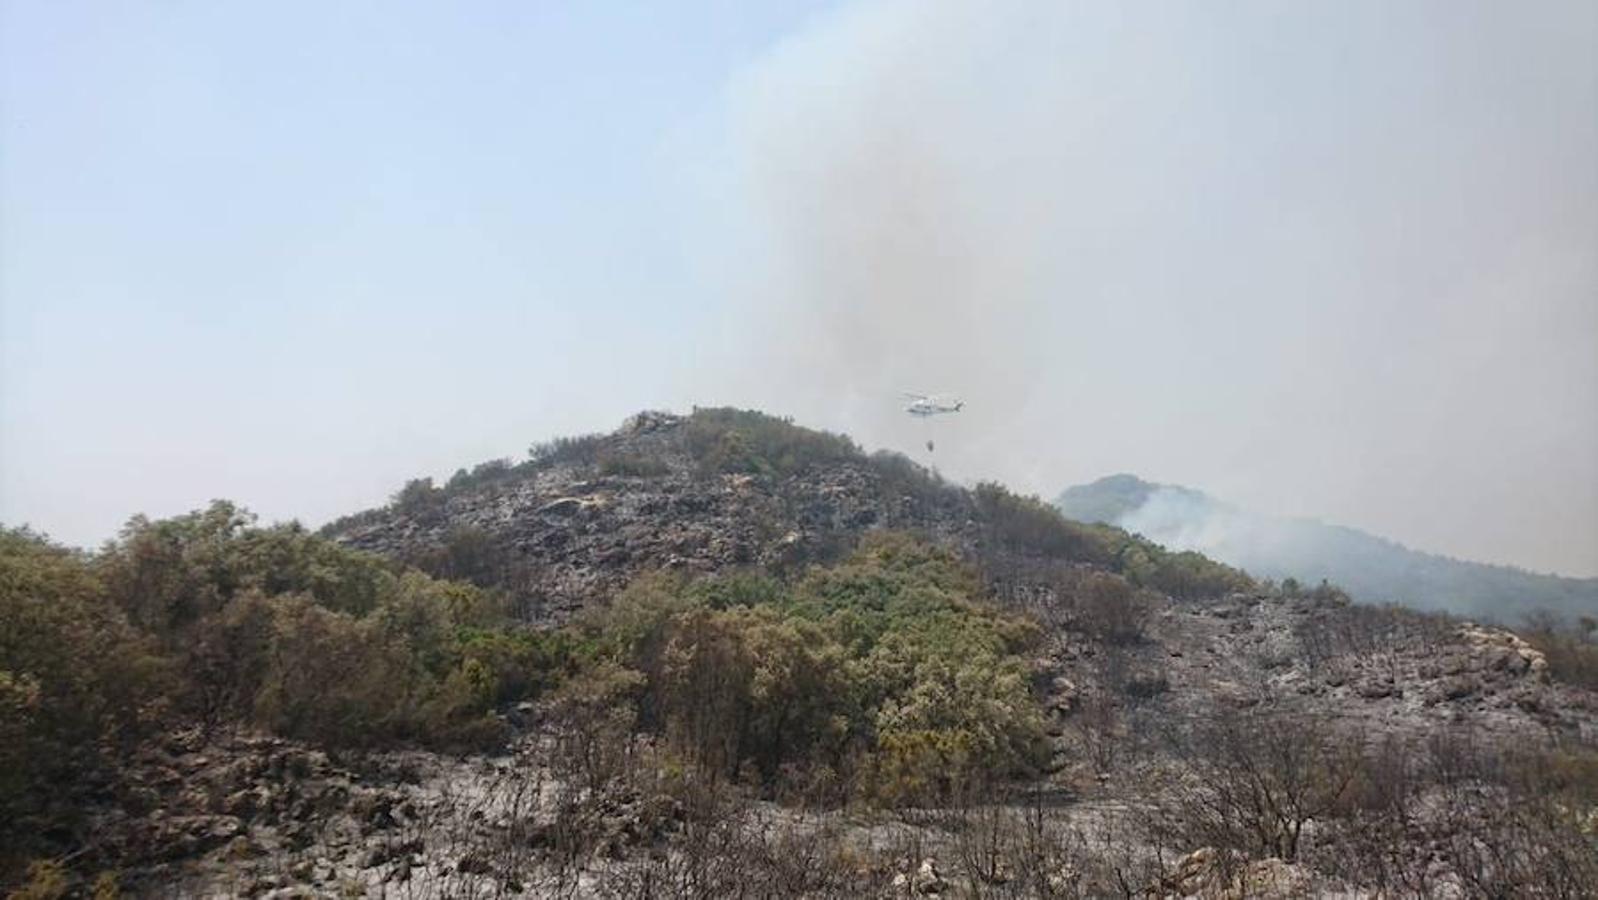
{"left": 1066, "top": 571, "right": 1155, "bottom": 645}
{"left": 1148, "top": 711, "right": 1363, "bottom": 865}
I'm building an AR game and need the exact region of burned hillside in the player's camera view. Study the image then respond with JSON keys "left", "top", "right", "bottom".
{"left": 4, "top": 410, "right": 1596, "bottom": 897}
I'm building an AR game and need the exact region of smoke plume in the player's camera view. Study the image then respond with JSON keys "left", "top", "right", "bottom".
{"left": 686, "top": 0, "right": 1598, "bottom": 576}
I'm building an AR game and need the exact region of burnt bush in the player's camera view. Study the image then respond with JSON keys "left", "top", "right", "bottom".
{"left": 1063, "top": 570, "right": 1155, "bottom": 645}
{"left": 573, "top": 533, "right": 1050, "bottom": 803}
{"left": 1149, "top": 710, "right": 1363, "bottom": 864}
{"left": 867, "top": 449, "right": 966, "bottom": 509}
{"left": 404, "top": 524, "right": 508, "bottom": 587}
{"left": 977, "top": 483, "right": 1250, "bottom": 602}
{"left": 974, "top": 483, "right": 1118, "bottom": 566}
{"left": 1309, "top": 730, "right": 1598, "bottom": 896}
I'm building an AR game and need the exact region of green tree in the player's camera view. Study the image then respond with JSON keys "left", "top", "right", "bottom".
{"left": 0, "top": 528, "right": 163, "bottom": 871}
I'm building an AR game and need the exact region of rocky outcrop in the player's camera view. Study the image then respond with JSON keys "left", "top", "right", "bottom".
{"left": 1038, "top": 588, "right": 1596, "bottom": 771}
{"left": 75, "top": 729, "right": 544, "bottom": 896}
{"left": 1458, "top": 623, "right": 1550, "bottom": 681}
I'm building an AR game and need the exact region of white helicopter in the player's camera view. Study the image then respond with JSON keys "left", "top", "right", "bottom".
{"left": 901, "top": 392, "right": 963, "bottom": 453}
{"left": 902, "top": 392, "right": 964, "bottom": 417}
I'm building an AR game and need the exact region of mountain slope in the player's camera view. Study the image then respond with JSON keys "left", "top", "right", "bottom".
{"left": 320, "top": 409, "right": 1596, "bottom": 748}
{"left": 9, "top": 409, "right": 1597, "bottom": 896}
{"left": 324, "top": 409, "right": 1251, "bottom": 622}
{"left": 1056, "top": 473, "right": 1598, "bottom": 622}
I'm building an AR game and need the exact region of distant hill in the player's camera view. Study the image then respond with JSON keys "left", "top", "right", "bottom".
{"left": 1056, "top": 474, "right": 1598, "bottom": 623}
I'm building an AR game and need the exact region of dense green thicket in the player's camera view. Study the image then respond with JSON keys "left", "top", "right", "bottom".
{"left": 566, "top": 533, "right": 1050, "bottom": 803}
{"left": 399, "top": 525, "right": 509, "bottom": 587}
{"left": 0, "top": 506, "right": 577, "bottom": 873}
{"left": 98, "top": 502, "right": 554, "bottom": 749}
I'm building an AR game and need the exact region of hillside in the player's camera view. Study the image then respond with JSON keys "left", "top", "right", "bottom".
{"left": 3, "top": 410, "right": 1596, "bottom": 897}
{"left": 323, "top": 410, "right": 1249, "bottom": 623}
{"left": 1057, "top": 473, "right": 1598, "bottom": 623}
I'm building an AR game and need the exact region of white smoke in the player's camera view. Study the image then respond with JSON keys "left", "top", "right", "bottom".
{"left": 681, "top": 0, "right": 1598, "bottom": 576}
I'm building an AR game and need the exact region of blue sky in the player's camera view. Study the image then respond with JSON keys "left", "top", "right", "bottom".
{"left": 3, "top": 1, "right": 1595, "bottom": 577}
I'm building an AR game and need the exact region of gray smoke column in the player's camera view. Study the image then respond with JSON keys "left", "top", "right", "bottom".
{"left": 686, "top": 0, "right": 1598, "bottom": 577}
{"left": 707, "top": 0, "right": 1201, "bottom": 484}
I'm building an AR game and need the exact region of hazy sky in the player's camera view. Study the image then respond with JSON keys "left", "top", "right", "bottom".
{"left": 3, "top": 1, "right": 1595, "bottom": 577}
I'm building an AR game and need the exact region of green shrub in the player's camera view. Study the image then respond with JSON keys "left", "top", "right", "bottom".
{"left": 3, "top": 505, "right": 564, "bottom": 876}
{"left": 1112, "top": 535, "right": 1253, "bottom": 600}
{"left": 658, "top": 604, "right": 853, "bottom": 780}
{"left": 408, "top": 525, "right": 508, "bottom": 587}
{"left": 868, "top": 728, "right": 982, "bottom": 805}
{"left": 444, "top": 457, "right": 519, "bottom": 493}
{"left": 100, "top": 502, "right": 397, "bottom": 632}
{"left": 683, "top": 571, "right": 787, "bottom": 611}
{"left": 547, "top": 660, "right": 646, "bottom": 790}
{"left": 97, "top": 502, "right": 252, "bottom": 634}
{"left": 392, "top": 477, "right": 445, "bottom": 518}
{"left": 571, "top": 533, "right": 1048, "bottom": 802}
{"left": 186, "top": 589, "right": 276, "bottom": 728}
{"left": 528, "top": 433, "right": 606, "bottom": 467}
{"left": 596, "top": 450, "right": 671, "bottom": 478}
{"left": 249, "top": 594, "right": 421, "bottom": 746}
{"left": 95, "top": 503, "right": 524, "bottom": 750}
{"left": 450, "top": 626, "right": 585, "bottom": 706}
{"left": 684, "top": 407, "right": 860, "bottom": 478}
{"left": 0, "top": 529, "right": 164, "bottom": 872}
{"left": 1135, "top": 547, "right": 1252, "bottom": 600}
{"left": 230, "top": 522, "right": 394, "bottom": 615}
